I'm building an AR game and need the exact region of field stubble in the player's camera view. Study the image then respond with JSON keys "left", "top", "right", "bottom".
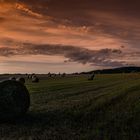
{"left": 0, "top": 74, "right": 140, "bottom": 140}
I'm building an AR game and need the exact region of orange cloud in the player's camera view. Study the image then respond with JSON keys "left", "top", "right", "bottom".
{"left": 0, "top": 0, "right": 139, "bottom": 73}
{"left": 15, "top": 3, "right": 43, "bottom": 18}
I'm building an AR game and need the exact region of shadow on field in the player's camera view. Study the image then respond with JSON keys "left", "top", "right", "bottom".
{"left": 2, "top": 110, "right": 82, "bottom": 128}
{"left": 1, "top": 102, "right": 139, "bottom": 139}
{"left": 0, "top": 111, "right": 87, "bottom": 139}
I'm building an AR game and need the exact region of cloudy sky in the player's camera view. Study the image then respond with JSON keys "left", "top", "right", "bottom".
{"left": 0, "top": 0, "right": 140, "bottom": 73}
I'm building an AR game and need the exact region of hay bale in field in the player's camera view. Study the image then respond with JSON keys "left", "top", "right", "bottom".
{"left": 88, "top": 73, "right": 95, "bottom": 81}
{"left": 32, "top": 75, "right": 39, "bottom": 83}
{"left": 26, "top": 74, "right": 30, "bottom": 80}
{"left": 61, "top": 73, "right": 66, "bottom": 77}
{"left": 47, "top": 72, "right": 52, "bottom": 77}
{"left": 31, "top": 73, "right": 36, "bottom": 78}
{"left": 16, "top": 77, "right": 25, "bottom": 85}
{"left": 0, "top": 80, "right": 30, "bottom": 120}
{"left": 9, "top": 77, "right": 16, "bottom": 81}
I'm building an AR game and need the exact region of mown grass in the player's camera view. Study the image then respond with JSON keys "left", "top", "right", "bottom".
{"left": 0, "top": 74, "right": 140, "bottom": 140}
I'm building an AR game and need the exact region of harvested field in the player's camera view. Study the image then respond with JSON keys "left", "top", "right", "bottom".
{"left": 0, "top": 73, "right": 139, "bottom": 140}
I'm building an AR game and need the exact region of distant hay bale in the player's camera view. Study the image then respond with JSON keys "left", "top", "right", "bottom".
{"left": 47, "top": 72, "right": 52, "bottom": 77}
{"left": 88, "top": 73, "right": 95, "bottom": 81}
{"left": 9, "top": 77, "right": 16, "bottom": 81}
{"left": 61, "top": 73, "right": 66, "bottom": 77}
{"left": 16, "top": 77, "right": 25, "bottom": 85}
{"left": 31, "top": 73, "right": 36, "bottom": 78}
{"left": 32, "top": 75, "right": 39, "bottom": 83}
{"left": 0, "top": 80, "right": 30, "bottom": 120}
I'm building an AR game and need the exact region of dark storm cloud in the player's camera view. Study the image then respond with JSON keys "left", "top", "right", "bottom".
{"left": 17, "top": 0, "right": 140, "bottom": 46}
{"left": 2, "top": 2, "right": 140, "bottom": 47}
{"left": 4, "top": 0, "right": 137, "bottom": 21}
{"left": 20, "top": 0, "right": 140, "bottom": 18}
{"left": 1, "top": 0, "right": 140, "bottom": 41}
{"left": 0, "top": 43, "right": 126, "bottom": 67}
{"left": 0, "top": 0, "right": 139, "bottom": 70}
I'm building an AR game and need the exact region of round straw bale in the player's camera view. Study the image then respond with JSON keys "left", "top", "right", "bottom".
{"left": 32, "top": 76, "right": 39, "bottom": 83}
{"left": 0, "top": 80, "right": 30, "bottom": 120}
{"left": 16, "top": 77, "right": 25, "bottom": 85}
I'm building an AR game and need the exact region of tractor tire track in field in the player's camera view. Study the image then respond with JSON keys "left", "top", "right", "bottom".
{"left": 46, "top": 80, "right": 127, "bottom": 101}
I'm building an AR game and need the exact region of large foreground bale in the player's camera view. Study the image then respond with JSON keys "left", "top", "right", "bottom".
{"left": 0, "top": 80, "right": 30, "bottom": 120}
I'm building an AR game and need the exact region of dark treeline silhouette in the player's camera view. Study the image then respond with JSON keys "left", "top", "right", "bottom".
{"left": 81, "top": 67, "right": 140, "bottom": 74}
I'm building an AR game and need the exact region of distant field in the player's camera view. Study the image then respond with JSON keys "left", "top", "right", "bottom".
{"left": 0, "top": 74, "right": 140, "bottom": 140}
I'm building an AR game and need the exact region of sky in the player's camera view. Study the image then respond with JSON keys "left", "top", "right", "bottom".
{"left": 0, "top": 0, "right": 140, "bottom": 73}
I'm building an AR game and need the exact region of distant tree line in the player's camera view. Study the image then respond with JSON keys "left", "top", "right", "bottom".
{"left": 80, "top": 67, "right": 140, "bottom": 74}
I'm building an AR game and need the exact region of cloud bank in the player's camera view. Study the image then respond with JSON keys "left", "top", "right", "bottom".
{"left": 0, "top": 42, "right": 128, "bottom": 67}
{"left": 0, "top": 0, "right": 139, "bottom": 73}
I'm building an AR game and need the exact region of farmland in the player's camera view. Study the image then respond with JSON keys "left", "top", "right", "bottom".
{"left": 0, "top": 74, "right": 140, "bottom": 140}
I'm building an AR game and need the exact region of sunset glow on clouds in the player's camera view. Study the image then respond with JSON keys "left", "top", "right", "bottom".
{"left": 0, "top": 0, "right": 140, "bottom": 73}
